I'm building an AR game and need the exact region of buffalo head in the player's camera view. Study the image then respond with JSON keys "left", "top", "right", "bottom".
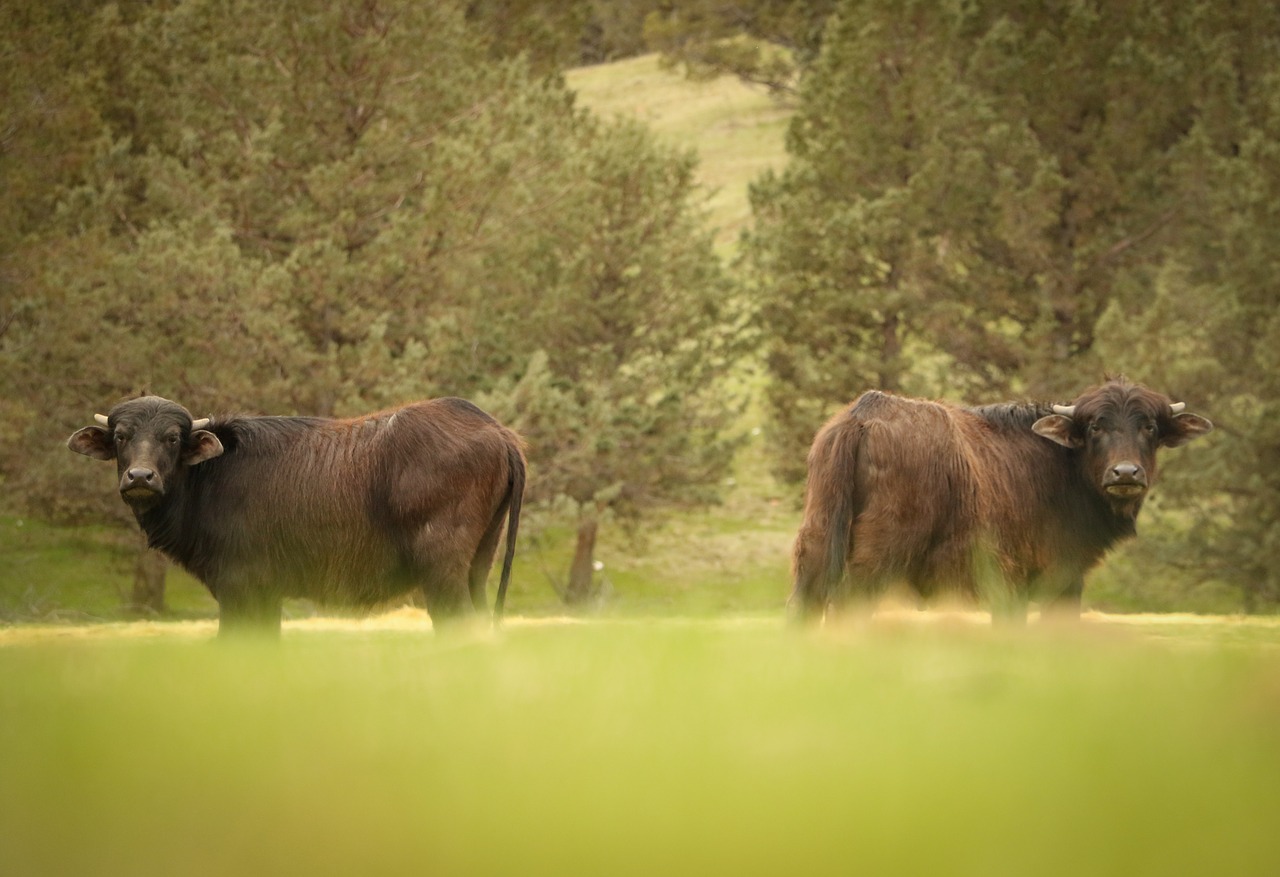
{"left": 1031, "top": 379, "right": 1213, "bottom": 515}
{"left": 68, "top": 396, "right": 224, "bottom": 509}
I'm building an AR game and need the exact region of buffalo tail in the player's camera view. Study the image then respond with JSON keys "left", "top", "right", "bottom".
{"left": 493, "top": 443, "right": 526, "bottom": 622}
{"left": 793, "top": 414, "right": 864, "bottom": 615}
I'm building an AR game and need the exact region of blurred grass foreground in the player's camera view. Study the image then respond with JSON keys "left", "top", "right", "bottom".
{"left": 3, "top": 615, "right": 1280, "bottom": 876}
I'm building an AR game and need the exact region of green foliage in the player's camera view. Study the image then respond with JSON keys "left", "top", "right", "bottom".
{"left": 0, "top": 0, "right": 742, "bottom": 600}
{"left": 5, "top": 0, "right": 1275, "bottom": 615}
{"left": 0, "top": 515, "right": 217, "bottom": 622}
{"left": 476, "top": 117, "right": 746, "bottom": 519}
{"left": 746, "top": 1, "right": 1273, "bottom": 471}
{"left": 745, "top": 0, "right": 1052, "bottom": 474}
{"left": 1094, "top": 5, "right": 1280, "bottom": 610}
{"left": 743, "top": 0, "right": 1280, "bottom": 609}
{"left": 463, "top": 1, "right": 684, "bottom": 69}
{"left": 644, "top": 0, "right": 836, "bottom": 95}
{"left": 4, "top": 622, "right": 1280, "bottom": 874}
{"left": 464, "top": 0, "right": 595, "bottom": 75}
{"left": 0, "top": 2, "right": 102, "bottom": 262}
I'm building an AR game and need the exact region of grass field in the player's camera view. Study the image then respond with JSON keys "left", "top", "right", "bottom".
{"left": 3, "top": 614, "right": 1280, "bottom": 876}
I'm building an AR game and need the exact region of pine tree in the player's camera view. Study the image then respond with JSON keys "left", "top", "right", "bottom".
{"left": 1095, "top": 1, "right": 1280, "bottom": 610}
{"left": 1, "top": 0, "right": 741, "bottom": 611}
{"left": 644, "top": 0, "right": 835, "bottom": 95}
{"left": 746, "top": 0, "right": 1219, "bottom": 479}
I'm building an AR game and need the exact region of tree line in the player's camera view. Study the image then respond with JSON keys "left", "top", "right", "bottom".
{"left": 3, "top": 0, "right": 1277, "bottom": 611}
{"left": 1, "top": 0, "right": 743, "bottom": 605}
{"left": 743, "top": 0, "right": 1280, "bottom": 610}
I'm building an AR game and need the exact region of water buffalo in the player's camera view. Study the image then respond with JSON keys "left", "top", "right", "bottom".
{"left": 69, "top": 395, "right": 526, "bottom": 635}
{"left": 790, "top": 378, "right": 1213, "bottom": 621}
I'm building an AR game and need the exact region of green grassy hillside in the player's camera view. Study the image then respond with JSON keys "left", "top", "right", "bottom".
{"left": 567, "top": 53, "right": 790, "bottom": 252}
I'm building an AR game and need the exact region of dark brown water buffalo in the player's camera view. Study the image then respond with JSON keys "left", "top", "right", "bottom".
{"left": 68, "top": 395, "right": 526, "bottom": 635}
{"left": 790, "top": 378, "right": 1213, "bottom": 622}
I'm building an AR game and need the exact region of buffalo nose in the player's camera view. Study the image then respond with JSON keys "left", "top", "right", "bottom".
{"left": 1110, "top": 462, "right": 1142, "bottom": 482}
{"left": 123, "top": 467, "right": 157, "bottom": 489}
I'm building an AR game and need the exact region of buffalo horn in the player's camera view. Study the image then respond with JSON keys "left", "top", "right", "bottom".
{"left": 191, "top": 417, "right": 211, "bottom": 430}
{"left": 1169, "top": 402, "right": 1186, "bottom": 414}
{"left": 1052, "top": 404, "right": 1076, "bottom": 417}
{"left": 94, "top": 414, "right": 109, "bottom": 426}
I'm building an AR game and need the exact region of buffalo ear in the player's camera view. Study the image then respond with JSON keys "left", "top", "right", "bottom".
{"left": 1161, "top": 412, "right": 1214, "bottom": 448}
{"left": 1032, "top": 414, "right": 1083, "bottom": 449}
{"left": 67, "top": 426, "right": 116, "bottom": 461}
{"left": 182, "top": 429, "right": 224, "bottom": 466}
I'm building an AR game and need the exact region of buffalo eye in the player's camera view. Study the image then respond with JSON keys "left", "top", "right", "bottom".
{"left": 1088, "top": 422, "right": 1103, "bottom": 436}
{"left": 115, "top": 432, "right": 131, "bottom": 446}
{"left": 166, "top": 434, "right": 181, "bottom": 447}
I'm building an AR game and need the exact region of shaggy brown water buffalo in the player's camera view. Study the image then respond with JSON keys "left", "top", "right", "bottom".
{"left": 790, "top": 378, "right": 1213, "bottom": 622}
{"left": 68, "top": 395, "right": 526, "bottom": 635}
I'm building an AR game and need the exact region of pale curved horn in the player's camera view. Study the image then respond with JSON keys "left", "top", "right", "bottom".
{"left": 191, "top": 417, "right": 211, "bottom": 430}
{"left": 94, "top": 414, "right": 109, "bottom": 426}
{"left": 1169, "top": 402, "right": 1186, "bottom": 414}
{"left": 1052, "top": 404, "right": 1076, "bottom": 417}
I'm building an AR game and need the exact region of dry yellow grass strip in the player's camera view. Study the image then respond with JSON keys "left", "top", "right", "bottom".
{"left": 3, "top": 605, "right": 1278, "bottom": 646}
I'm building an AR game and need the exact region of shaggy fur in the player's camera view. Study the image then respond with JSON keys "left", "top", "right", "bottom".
{"left": 790, "top": 378, "right": 1213, "bottom": 621}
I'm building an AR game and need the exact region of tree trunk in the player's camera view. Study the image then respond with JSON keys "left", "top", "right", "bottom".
{"left": 130, "top": 543, "right": 167, "bottom": 616}
{"left": 564, "top": 517, "right": 598, "bottom": 605}
{"left": 877, "top": 311, "right": 901, "bottom": 391}
{"left": 1242, "top": 581, "right": 1258, "bottom": 616}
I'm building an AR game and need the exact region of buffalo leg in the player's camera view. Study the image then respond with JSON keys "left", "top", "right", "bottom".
{"left": 408, "top": 521, "right": 476, "bottom": 629}
{"left": 981, "top": 572, "right": 1029, "bottom": 625}
{"left": 989, "top": 596, "right": 1029, "bottom": 626}
{"left": 789, "top": 525, "right": 838, "bottom": 623}
{"left": 467, "top": 509, "right": 508, "bottom": 613}
{"left": 786, "top": 589, "right": 827, "bottom": 624}
{"left": 421, "top": 582, "right": 472, "bottom": 629}
{"left": 1040, "top": 575, "right": 1084, "bottom": 620}
{"left": 957, "top": 539, "right": 1029, "bottom": 625}
{"left": 787, "top": 574, "right": 834, "bottom": 624}
{"left": 216, "top": 588, "right": 283, "bottom": 638}
{"left": 418, "top": 552, "right": 475, "bottom": 630}
{"left": 984, "top": 584, "right": 1029, "bottom": 624}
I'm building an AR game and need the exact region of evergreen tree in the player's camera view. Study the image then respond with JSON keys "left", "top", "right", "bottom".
{"left": 644, "top": 0, "right": 836, "bottom": 95}
{"left": 745, "top": 1, "right": 1034, "bottom": 477}
{"left": 477, "top": 119, "right": 744, "bottom": 600}
{"left": 464, "top": 0, "right": 594, "bottom": 75}
{"left": 1096, "top": 1, "right": 1280, "bottom": 610}
{"left": 0, "top": 0, "right": 740, "bottom": 609}
{"left": 746, "top": 0, "right": 1218, "bottom": 480}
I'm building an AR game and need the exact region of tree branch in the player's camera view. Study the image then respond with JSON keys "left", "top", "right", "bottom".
{"left": 1086, "top": 207, "right": 1179, "bottom": 276}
